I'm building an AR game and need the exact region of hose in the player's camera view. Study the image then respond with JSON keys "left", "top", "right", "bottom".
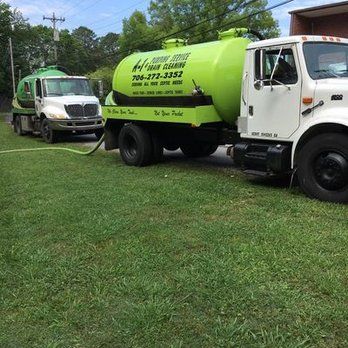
{"left": 0, "top": 134, "right": 105, "bottom": 156}
{"left": 248, "top": 29, "right": 265, "bottom": 41}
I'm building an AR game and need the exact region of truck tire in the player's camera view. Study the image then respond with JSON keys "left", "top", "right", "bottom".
{"left": 180, "top": 143, "right": 219, "bottom": 158}
{"left": 297, "top": 133, "right": 348, "bottom": 203}
{"left": 14, "top": 115, "right": 25, "bottom": 136}
{"left": 41, "top": 118, "right": 59, "bottom": 144}
{"left": 95, "top": 128, "right": 104, "bottom": 140}
{"left": 118, "top": 124, "right": 152, "bottom": 166}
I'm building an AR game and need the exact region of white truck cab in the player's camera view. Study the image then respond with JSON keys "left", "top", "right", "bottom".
{"left": 35, "top": 76, "right": 103, "bottom": 143}
{"left": 14, "top": 74, "right": 103, "bottom": 143}
{"left": 235, "top": 35, "right": 348, "bottom": 202}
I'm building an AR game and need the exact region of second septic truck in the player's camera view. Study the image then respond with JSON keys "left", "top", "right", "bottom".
{"left": 102, "top": 28, "right": 348, "bottom": 203}
{"left": 12, "top": 66, "right": 103, "bottom": 143}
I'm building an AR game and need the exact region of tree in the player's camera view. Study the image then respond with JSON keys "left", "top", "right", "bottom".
{"left": 87, "top": 66, "right": 114, "bottom": 103}
{"left": 25, "top": 25, "right": 55, "bottom": 69}
{"left": 116, "top": 0, "right": 279, "bottom": 59}
{"left": 72, "top": 26, "right": 101, "bottom": 72}
{"left": 148, "top": 0, "right": 280, "bottom": 43}
{"left": 0, "top": 2, "right": 30, "bottom": 97}
{"left": 57, "top": 29, "right": 86, "bottom": 74}
{"left": 99, "top": 32, "right": 120, "bottom": 67}
{"left": 117, "top": 11, "right": 159, "bottom": 60}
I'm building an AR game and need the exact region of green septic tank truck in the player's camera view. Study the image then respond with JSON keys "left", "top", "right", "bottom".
{"left": 12, "top": 66, "right": 103, "bottom": 143}
{"left": 102, "top": 28, "right": 348, "bottom": 203}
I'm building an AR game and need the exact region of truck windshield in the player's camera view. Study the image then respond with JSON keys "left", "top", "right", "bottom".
{"left": 43, "top": 78, "right": 93, "bottom": 97}
{"left": 303, "top": 42, "right": 348, "bottom": 79}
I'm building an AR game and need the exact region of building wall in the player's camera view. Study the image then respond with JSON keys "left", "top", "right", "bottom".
{"left": 290, "top": 13, "right": 348, "bottom": 38}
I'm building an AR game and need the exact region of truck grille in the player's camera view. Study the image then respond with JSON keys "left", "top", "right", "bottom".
{"left": 65, "top": 104, "right": 98, "bottom": 118}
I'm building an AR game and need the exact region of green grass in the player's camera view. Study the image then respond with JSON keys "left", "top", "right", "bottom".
{"left": 0, "top": 118, "right": 347, "bottom": 347}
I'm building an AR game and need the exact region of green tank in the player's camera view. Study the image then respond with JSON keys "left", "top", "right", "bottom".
{"left": 109, "top": 29, "right": 250, "bottom": 125}
{"left": 15, "top": 66, "right": 67, "bottom": 108}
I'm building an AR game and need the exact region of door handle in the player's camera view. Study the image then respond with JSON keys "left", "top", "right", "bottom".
{"left": 302, "top": 100, "right": 324, "bottom": 116}
{"left": 242, "top": 72, "right": 248, "bottom": 105}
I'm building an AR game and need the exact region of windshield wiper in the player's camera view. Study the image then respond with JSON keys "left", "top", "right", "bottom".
{"left": 314, "top": 69, "right": 340, "bottom": 78}
{"left": 48, "top": 92, "right": 63, "bottom": 96}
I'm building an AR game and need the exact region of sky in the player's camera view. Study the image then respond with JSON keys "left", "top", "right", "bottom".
{"left": 6, "top": 0, "right": 341, "bottom": 37}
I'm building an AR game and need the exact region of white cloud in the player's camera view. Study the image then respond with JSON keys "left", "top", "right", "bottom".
{"left": 7, "top": 0, "right": 75, "bottom": 26}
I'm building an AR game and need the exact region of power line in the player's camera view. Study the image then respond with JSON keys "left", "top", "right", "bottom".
{"left": 43, "top": 13, "right": 65, "bottom": 63}
{"left": 60, "top": 0, "right": 86, "bottom": 17}
{"left": 93, "top": 0, "right": 234, "bottom": 34}
{"left": 189, "top": 0, "right": 294, "bottom": 40}
{"left": 65, "top": 0, "right": 105, "bottom": 22}
{"left": 85, "top": 0, "right": 148, "bottom": 28}
{"left": 146, "top": 0, "right": 257, "bottom": 44}
{"left": 99, "top": 0, "right": 293, "bottom": 61}
{"left": 104, "top": 0, "right": 257, "bottom": 56}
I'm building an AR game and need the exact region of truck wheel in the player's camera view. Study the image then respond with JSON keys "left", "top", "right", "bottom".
{"left": 95, "top": 128, "right": 104, "bottom": 140}
{"left": 297, "top": 133, "right": 348, "bottom": 203}
{"left": 180, "top": 143, "right": 218, "bottom": 157}
{"left": 118, "top": 124, "right": 152, "bottom": 166}
{"left": 14, "top": 116, "right": 24, "bottom": 136}
{"left": 41, "top": 119, "right": 59, "bottom": 144}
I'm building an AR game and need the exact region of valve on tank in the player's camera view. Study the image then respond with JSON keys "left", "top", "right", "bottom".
{"left": 192, "top": 79, "right": 204, "bottom": 96}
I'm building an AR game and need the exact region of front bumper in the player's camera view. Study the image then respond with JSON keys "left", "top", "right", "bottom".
{"left": 48, "top": 117, "right": 103, "bottom": 131}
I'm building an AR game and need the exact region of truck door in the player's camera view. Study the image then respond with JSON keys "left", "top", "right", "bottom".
{"left": 246, "top": 45, "right": 301, "bottom": 140}
{"left": 35, "top": 78, "right": 43, "bottom": 116}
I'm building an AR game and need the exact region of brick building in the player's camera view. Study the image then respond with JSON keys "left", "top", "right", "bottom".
{"left": 289, "top": 1, "right": 348, "bottom": 38}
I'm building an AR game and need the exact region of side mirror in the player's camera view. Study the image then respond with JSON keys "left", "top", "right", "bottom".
{"left": 254, "top": 80, "right": 264, "bottom": 90}
{"left": 97, "top": 80, "right": 104, "bottom": 98}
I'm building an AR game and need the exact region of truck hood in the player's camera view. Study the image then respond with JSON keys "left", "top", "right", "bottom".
{"left": 315, "top": 78, "right": 348, "bottom": 99}
{"left": 314, "top": 78, "right": 348, "bottom": 120}
{"left": 45, "top": 95, "right": 99, "bottom": 106}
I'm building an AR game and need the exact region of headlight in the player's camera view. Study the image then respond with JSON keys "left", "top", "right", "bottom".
{"left": 48, "top": 113, "right": 67, "bottom": 119}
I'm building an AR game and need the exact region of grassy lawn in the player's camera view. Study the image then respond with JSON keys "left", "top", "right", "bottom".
{"left": 0, "top": 117, "right": 347, "bottom": 347}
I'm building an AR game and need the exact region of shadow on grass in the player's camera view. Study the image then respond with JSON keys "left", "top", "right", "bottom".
{"left": 164, "top": 151, "right": 304, "bottom": 197}
{"left": 59, "top": 133, "right": 99, "bottom": 143}
{"left": 164, "top": 147, "right": 234, "bottom": 169}
{"left": 4, "top": 117, "right": 301, "bottom": 197}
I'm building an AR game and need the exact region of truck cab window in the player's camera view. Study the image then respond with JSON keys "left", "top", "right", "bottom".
{"left": 35, "top": 79, "right": 42, "bottom": 98}
{"left": 303, "top": 42, "right": 348, "bottom": 79}
{"left": 255, "top": 48, "right": 298, "bottom": 85}
{"left": 24, "top": 81, "right": 31, "bottom": 95}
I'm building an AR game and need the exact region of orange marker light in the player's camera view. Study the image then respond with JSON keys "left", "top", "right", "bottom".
{"left": 303, "top": 97, "right": 313, "bottom": 105}
{"left": 302, "top": 36, "right": 308, "bottom": 41}
{"left": 322, "top": 36, "right": 328, "bottom": 41}
{"left": 329, "top": 37, "right": 334, "bottom": 41}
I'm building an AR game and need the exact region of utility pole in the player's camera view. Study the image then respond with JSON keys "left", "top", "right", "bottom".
{"left": 9, "top": 37, "right": 15, "bottom": 97}
{"left": 43, "top": 12, "right": 65, "bottom": 64}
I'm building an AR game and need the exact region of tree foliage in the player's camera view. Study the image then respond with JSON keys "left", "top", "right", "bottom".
{"left": 118, "top": 11, "right": 159, "bottom": 58}
{"left": 0, "top": 0, "right": 280, "bottom": 100}
{"left": 118, "top": 0, "right": 280, "bottom": 57}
